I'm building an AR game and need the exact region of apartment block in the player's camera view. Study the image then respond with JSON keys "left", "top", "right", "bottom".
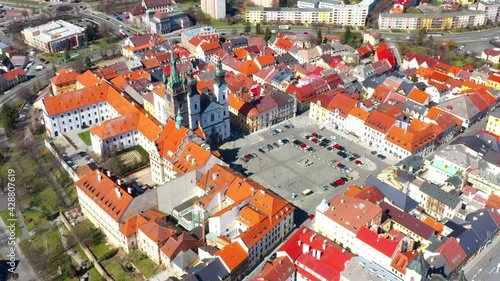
{"left": 378, "top": 11, "right": 487, "bottom": 31}
{"left": 21, "top": 20, "right": 85, "bottom": 53}
{"left": 477, "top": 0, "right": 500, "bottom": 22}
{"left": 201, "top": 0, "right": 226, "bottom": 19}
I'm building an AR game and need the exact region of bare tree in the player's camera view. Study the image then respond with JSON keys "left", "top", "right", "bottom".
{"left": 109, "top": 43, "right": 122, "bottom": 56}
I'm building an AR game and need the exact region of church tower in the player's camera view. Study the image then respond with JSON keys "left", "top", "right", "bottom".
{"left": 164, "top": 51, "right": 189, "bottom": 126}
{"left": 186, "top": 67, "right": 200, "bottom": 130}
{"left": 213, "top": 59, "right": 227, "bottom": 105}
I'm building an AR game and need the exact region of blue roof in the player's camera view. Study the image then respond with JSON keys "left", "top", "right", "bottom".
{"left": 365, "top": 176, "right": 418, "bottom": 213}
{"left": 457, "top": 230, "right": 482, "bottom": 256}
{"left": 466, "top": 209, "right": 500, "bottom": 242}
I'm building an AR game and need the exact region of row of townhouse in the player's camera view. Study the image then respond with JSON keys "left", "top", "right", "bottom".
{"left": 378, "top": 11, "right": 487, "bottom": 31}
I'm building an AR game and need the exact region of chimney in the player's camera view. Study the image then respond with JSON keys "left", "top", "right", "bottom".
{"left": 117, "top": 179, "right": 122, "bottom": 186}
{"left": 107, "top": 170, "right": 111, "bottom": 177}
{"left": 310, "top": 234, "right": 316, "bottom": 242}
{"left": 97, "top": 174, "right": 102, "bottom": 182}
{"left": 212, "top": 173, "right": 218, "bottom": 180}
{"left": 260, "top": 189, "right": 265, "bottom": 195}
{"left": 316, "top": 250, "right": 321, "bottom": 260}
{"left": 341, "top": 199, "right": 345, "bottom": 203}
{"left": 191, "top": 158, "right": 195, "bottom": 164}
{"left": 127, "top": 187, "right": 133, "bottom": 194}
{"left": 114, "top": 186, "right": 121, "bottom": 198}
{"left": 186, "top": 154, "right": 191, "bottom": 161}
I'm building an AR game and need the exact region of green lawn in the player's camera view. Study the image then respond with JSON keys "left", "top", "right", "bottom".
{"left": 102, "top": 256, "right": 135, "bottom": 281}
{"left": 129, "top": 250, "right": 160, "bottom": 278}
{"left": 178, "top": 0, "right": 200, "bottom": 8}
{"left": 23, "top": 209, "right": 49, "bottom": 233}
{"left": 0, "top": 210, "right": 22, "bottom": 238}
{"left": 78, "top": 130, "right": 92, "bottom": 146}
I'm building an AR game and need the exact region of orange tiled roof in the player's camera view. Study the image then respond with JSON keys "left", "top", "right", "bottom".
{"left": 233, "top": 48, "right": 248, "bottom": 60}
{"left": 77, "top": 70, "right": 100, "bottom": 87}
{"left": 385, "top": 121, "right": 435, "bottom": 152}
{"left": 75, "top": 170, "right": 133, "bottom": 221}
{"left": 407, "top": 88, "right": 430, "bottom": 104}
{"left": 422, "top": 216, "right": 444, "bottom": 235}
{"left": 238, "top": 206, "right": 267, "bottom": 227}
{"left": 50, "top": 70, "right": 78, "bottom": 86}
{"left": 142, "top": 57, "right": 160, "bottom": 70}
{"left": 156, "top": 118, "right": 189, "bottom": 160}
{"left": 139, "top": 218, "right": 177, "bottom": 245}
{"left": 327, "top": 93, "right": 358, "bottom": 118}
{"left": 255, "top": 54, "right": 276, "bottom": 68}
{"left": 344, "top": 184, "right": 362, "bottom": 197}
{"left": 43, "top": 82, "right": 110, "bottom": 115}
{"left": 364, "top": 110, "right": 396, "bottom": 134}
{"left": 195, "top": 165, "right": 239, "bottom": 210}
{"left": 486, "top": 193, "right": 500, "bottom": 209}
{"left": 200, "top": 41, "right": 221, "bottom": 53}
{"left": 348, "top": 107, "right": 370, "bottom": 121}
{"left": 160, "top": 232, "right": 200, "bottom": 259}
{"left": 275, "top": 38, "right": 293, "bottom": 51}
{"left": 415, "top": 66, "right": 434, "bottom": 79}
{"left": 90, "top": 112, "right": 141, "bottom": 140}
{"left": 120, "top": 214, "right": 149, "bottom": 236}
{"left": 173, "top": 141, "right": 212, "bottom": 174}
{"left": 216, "top": 241, "right": 248, "bottom": 271}
{"left": 238, "top": 60, "right": 260, "bottom": 76}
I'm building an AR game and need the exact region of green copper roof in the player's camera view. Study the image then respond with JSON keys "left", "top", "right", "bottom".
{"left": 167, "top": 51, "right": 181, "bottom": 89}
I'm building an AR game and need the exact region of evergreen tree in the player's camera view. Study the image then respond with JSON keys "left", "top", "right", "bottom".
{"left": 0, "top": 104, "right": 17, "bottom": 138}
{"left": 64, "top": 49, "right": 71, "bottom": 62}
{"left": 255, "top": 23, "right": 262, "bottom": 34}
{"left": 264, "top": 27, "right": 272, "bottom": 42}
{"left": 244, "top": 21, "right": 251, "bottom": 33}
{"left": 316, "top": 29, "right": 323, "bottom": 45}
{"left": 85, "top": 56, "right": 93, "bottom": 68}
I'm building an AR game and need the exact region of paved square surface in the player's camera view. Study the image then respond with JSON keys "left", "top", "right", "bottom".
{"left": 221, "top": 115, "right": 396, "bottom": 214}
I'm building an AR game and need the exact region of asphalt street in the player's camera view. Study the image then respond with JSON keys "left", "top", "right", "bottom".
{"left": 464, "top": 235, "right": 500, "bottom": 281}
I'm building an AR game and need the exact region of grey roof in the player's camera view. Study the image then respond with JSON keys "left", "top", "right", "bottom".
{"left": 476, "top": 131, "right": 500, "bottom": 152}
{"left": 445, "top": 176, "right": 464, "bottom": 189}
{"left": 436, "top": 95, "right": 481, "bottom": 120}
{"left": 420, "top": 182, "right": 460, "bottom": 208}
{"left": 396, "top": 169, "right": 416, "bottom": 183}
{"left": 451, "top": 135, "right": 492, "bottom": 156}
{"left": 196, "top": 69, "right": 216, "bottom": 81}
{"left": 400, "top": 100, "right": 428, "bottom": 116}
{"left": 341, "top": 256, "right": 401, "bottom": 281}
{"left": 365, "top": 176, "right": 418, "bottom": 212}
{"left": 396, "top": 81, "right": 416, "bottom": 96}
{"left": 183, "top": 258, "right": 229, "bottom": 281}
{"left": 230, "top": 37, "right": 248, "bottom": 48}
{"left": 362, "top": 75, "right": 387, "bottom": 90}
{"left": 275, "top": 52, "right": 299, "bottom": 66}
{"left": 407, "top": 251, "right": 430, "bottom": 277}
{"left": 395, "top": 155, "right": 424, "bottom": 172}
{"left": 172, "top": 249, "right": 198, "bottom": 271}
{"left": 271, "top": 69, "right": 293, "bottom": 84}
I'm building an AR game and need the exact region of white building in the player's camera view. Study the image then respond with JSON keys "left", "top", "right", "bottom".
{"left": 21, "top": 20, "right": 85, "bottom": 53}
{"left": 201, "top": 0, "right": 226, "bottom": 20}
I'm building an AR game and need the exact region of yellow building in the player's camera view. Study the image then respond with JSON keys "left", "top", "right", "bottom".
{"left": 143, "top": 92, "right": 156, "bottom": 118}
{"left": 309, "top": 93, "right": 334, "bottom": 125}
{"left": 486, "top": 108, "right": 500, "bottom": 136}
{"left": 487, "top": 73, "right": 500, "bottom": 90}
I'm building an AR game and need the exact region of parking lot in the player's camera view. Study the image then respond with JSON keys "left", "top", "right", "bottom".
{"left": 222, "top": 115, "right": 395, "bottom": 215}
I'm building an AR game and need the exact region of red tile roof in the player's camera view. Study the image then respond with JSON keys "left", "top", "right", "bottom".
{"left": 253, "top": 256, "right": 296, "bottom": 281}
{"left": 156, "top": 118, "right": 189, "bottom": 161}
{"left": 435, "top": 238, "right": 466, "bottom": 270}
{"left": 353, "top": 185, "right": 384, "bottom": 204}
{"left": 356, "top": 226, "right": 400, "bottom": 258}
{"left": 50, "top": 70, "right": 78, "bottom": 86}
{"left": 138, "top": 218, "right": 177, "bottom": 245}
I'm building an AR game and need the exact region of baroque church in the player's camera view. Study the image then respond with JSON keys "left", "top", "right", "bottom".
{"left": 163, "top": 52, "right": 230, "bottom": 144}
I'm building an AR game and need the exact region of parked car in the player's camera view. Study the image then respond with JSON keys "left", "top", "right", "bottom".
{"left": 377, "top": 154, "right": 387, "bottom": 160}
{"left": 250, "top": 153, "right": 258, "bottom": 158}
{"left": 293, "top": 139, "right": 303, "bottom": 146}
{"left": 258, "top": 148, "right": 265, "bottom": 154}
{"left": 273, "top": 142, "right": 279, "bottom": 148}
{"left": 311, "top": 138, "right": 318, "bottom": 143}
{"left": 355, "top": 159, "right": 363, "bottom": 166}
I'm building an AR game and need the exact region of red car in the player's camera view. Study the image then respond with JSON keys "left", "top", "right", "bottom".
{"left": 311, "top": 138, "right": 318, "bottom": 143}
{"left": 300, "top": 143, "right": 308, "bottom": 149}
{"left": 333, "top": 143, "right": 340, "bottom": 149}
{"left": 312, "top": 132, "right": 318, "bottom": 137}
{"left": 308, "top": 214, "right": 314, "bottom": 220}
{"left": 304, "top": 31, "right": 309, "bottom": 35}
{"left": 355, "top": 160, "right": 362, "bottom": 165}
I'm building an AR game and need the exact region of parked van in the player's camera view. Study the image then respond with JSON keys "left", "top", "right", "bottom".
{"left": 35, "top": 65, "right": 44, "bottom": 71}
